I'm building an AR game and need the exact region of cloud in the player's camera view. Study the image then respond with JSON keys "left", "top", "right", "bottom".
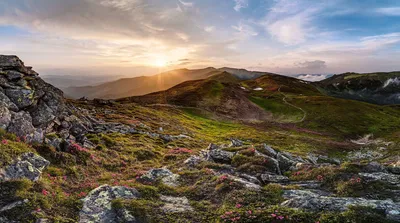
{"left": 376, "top": 7, "right": 400, "bottom": 16}
{"left": 296, "top": 60, "right": 327, "bottom": 69}
{"left": 296, "top": 74, "right": 329, "bottom": 82}
{"left": 233, "top": 0, "right": 248, "bottom": 12}
{"left": 204, "top": 26, "right": 215, "bottom": 32}
{"left": 232, "top": 21, "right": 258, "bottom": 39}
{"left": 262, "top": 0, "right": 321, "bottom": 45}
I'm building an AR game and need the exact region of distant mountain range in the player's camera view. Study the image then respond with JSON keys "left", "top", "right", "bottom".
{"left": 63, "top": 67, "right": 276, "bottom": 99}
{"left": 61, "top": 67, "right": 400, "bottom": 105}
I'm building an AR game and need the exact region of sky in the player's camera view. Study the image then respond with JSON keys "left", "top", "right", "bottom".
{"left": 1, "top": 0, "right": 400, "bottom": 80}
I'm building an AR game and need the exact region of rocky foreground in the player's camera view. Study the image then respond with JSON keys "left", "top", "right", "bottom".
{"left": 0, "top": 55, "right": 399, "bottom": 222}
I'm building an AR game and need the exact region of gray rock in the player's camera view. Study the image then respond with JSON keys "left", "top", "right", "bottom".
{"left": 261, "top": 173, "right": 289, "bottom": 184}
{"left": 229, "top": 138, "right": 243, "bottom": 147}
{"left": 0, "top": 104, "right": 11, "bottom": 130}
{"left": 0, "top": 152, "right": 50, "bottom": 182}
{"left": 7, "top": 111, "right": 35, "bottom": 137}
{"left": 255, "top": 150, "right": 281, "bottom": 174}
{"left": 226, "top": 175, "right": 261, "bottom": 190}
{"left": 5, "top": 88, "right": 35, "bottom": 109}
{"left": 261, "top": 144, "right": 278, "bottom": 158}
{"left": 184, "top": 155, "right": 203, "bottom": 167}
{"left": 238, "top": 173, "right": 262, "bottom": 185}
{"left": 359, "top": 172, "right": 400, "bottom": 186}
{"left": 30, "top": 101, "right": 56, "bottom": 127}
{"left": 5, "top": 70, "right": 23, "bottom": 81}
{"left": 0, "top": 55, "right": 25, "bottom": 71}
{"left": 0, "top": 199, "right": 28, "bottom": 213}
{"left": 79, "top": 185, "right": 140, "bottom": 223}
{"left": 160, "top": 196, "right": 193, "bottom": 213}
{"left": 388, "top": 162, "right": 400, "bottom": 175}
{"left": 161, "top": 174, "right": 180, "bottom": 187}
{"left": 0, "top": 91, "right": 18, "bottom": 111}
{"left": 282, "top": 190, "right": 400, "bottom": 221}
{"left": 277, "top": 152, "right": 296, "bottom": 172}
{"left": 364, "top": 162, "right": 387, "bottom": 173}
{"left": 205, "top": 144, "right": 235, "bottom": 163}
{"left": 139, "top": 168, "right": 174, "bottom": 183}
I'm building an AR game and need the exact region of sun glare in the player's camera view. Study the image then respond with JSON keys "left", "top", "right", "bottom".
{"left": 154, "top": 59, "right": 167, "bottom": 67}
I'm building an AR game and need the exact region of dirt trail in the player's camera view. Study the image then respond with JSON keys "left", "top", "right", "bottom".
{"left": 278, "top": 86, "right": 307, "bottom": 123}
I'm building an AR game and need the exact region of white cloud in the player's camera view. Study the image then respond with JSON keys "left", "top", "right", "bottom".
{"left": 233, "top": 0, "right": 248, "bottom": 12}
{"left": 376, "top": 7, "right": 400, "bottom": 16}
{"left": 296, "top": 74, "right": 329, "bottom": 82}
{"left": 204, "top": 26, "right": 215, "bottom": 32}
{"left": 232, "top": 21, "right": 258, "bottom": 39}
{"left": 262, "top": 0, "right": 327, "bottom": 45}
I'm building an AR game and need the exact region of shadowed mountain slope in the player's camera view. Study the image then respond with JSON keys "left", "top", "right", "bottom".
{"left": 316, "top": 71, "right": 400, "bottom": 105}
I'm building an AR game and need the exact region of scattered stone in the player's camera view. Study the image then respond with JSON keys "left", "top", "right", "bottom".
{"left": 79, "top": 185, "right": 140, "bottom": 223}
{"left": 282, "top": 190, "right": 400, "bottom": 221}
{"left": 363, "top": 162, "right": 387, "bottom": 173}
{"left": 229, "top": 138, "right": 243, "bottom": 147}
{"left": 205, "top": 144, "right": 235, "bottom": 163}
{"left": 184, "top": 155, "right": 203, "bottom": 167}
{"left": 161, "top": 174, "right": 180, "bottom": 187}
{"left": 139, "top": 168, "right": 177, "bottom": 184}
{"left": 160, "top": 196, "right": 193, "bottom": 213}
{"left": 261, "top": 173, "right": 289, "bottom": 184}
{"left": 359, "top": 172, "right": 400, "bottom": 186}
{"left": 388, "top": 161, "right": 400, "bottom": 175}
{"left": 230, "top": 175, "right": 261, "bottom": 190}
{"left": 261, "top": 144, "right": 278, "bottom": 158}
{"left": 277, "top": 153, "right": 297, "bottom": 172}
{"left": 0, "top": 153, "right": 50, "bottom": 182}
{"left": 0, "top": 199, "right": 28, "bottom": 213}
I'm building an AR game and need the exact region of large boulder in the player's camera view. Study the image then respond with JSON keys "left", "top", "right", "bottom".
{"left": 30, "top": 101, "right": 56, "bottom": 127}
{"left": 79, "top": 185, "right": 140, "bottom": 223}
{"left": 5, "top": 88, "right": 35, "bottom": 109}
{"left": 7, "top": 111, "right": 35, "bottom": 137}
{"left": 0, "top": 153, "right": 50, "bottom": 182}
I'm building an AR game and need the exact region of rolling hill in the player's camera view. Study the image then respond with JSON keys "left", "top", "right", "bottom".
{"left": 120, "top": 72, "right": 400, "bottom": 139}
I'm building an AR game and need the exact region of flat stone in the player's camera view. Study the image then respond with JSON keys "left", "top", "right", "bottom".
{"left": 282, "top": 190, "right": 400, "bottom": 222}
{"left": 79, "top": 185, "right": 140, "bottom": 223}
{"left": 160, "top": 196, "right": 193, "bottom": 213}
{"left": 0, "top": 153, "right": 50, "bottom": 182}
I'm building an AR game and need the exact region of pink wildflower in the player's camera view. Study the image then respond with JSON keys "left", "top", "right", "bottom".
{"left": 235, "top": 204, "right": 242, "bottom": 208}
{"left": 1, "top": 139, "right": 8, "bottom": 144}
{"left": 42, "top": 189, "right": 48, "bottom": 196}
{"left": 271, "top": 214, "right": 277, "bottom": 217}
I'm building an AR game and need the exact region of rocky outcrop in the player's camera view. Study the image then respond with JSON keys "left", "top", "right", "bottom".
{"left": 0, "top": 152, "right": 49, "bottom": 182}
{"left": 79, "top": 185, "right": 140, "bottom": 223}
{"left": 282, "top": 190, "right": 400, "bottom": 221}
{"left": 0, "top": 55, "right": 81, "bottom": 144}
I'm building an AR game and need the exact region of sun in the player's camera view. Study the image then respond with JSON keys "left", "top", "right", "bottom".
{"left": 153, "top": 59, "right": 167, "bottom": 67}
